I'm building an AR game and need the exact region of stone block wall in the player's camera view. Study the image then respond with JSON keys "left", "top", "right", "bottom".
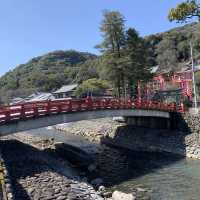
{"left": 55, "top": 114, "right": 200, "bottom": 159}
{"left": 177, "top": 113, "right": 200, "bottom": 159}
{"left": 103, "top": 113, "right": 200, "bottom": 159}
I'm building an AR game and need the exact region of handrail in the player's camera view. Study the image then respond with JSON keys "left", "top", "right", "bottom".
{"left": 0, "top": 98, "right": 182, "bottom": 124}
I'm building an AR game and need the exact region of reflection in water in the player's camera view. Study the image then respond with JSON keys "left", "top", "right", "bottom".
{"left": 27, "top": 127, "right": 200, "bottom": 200}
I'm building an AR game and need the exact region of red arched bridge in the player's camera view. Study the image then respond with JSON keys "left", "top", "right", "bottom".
{"left": 0, "top": 98, "right": 183, "bottom": 136}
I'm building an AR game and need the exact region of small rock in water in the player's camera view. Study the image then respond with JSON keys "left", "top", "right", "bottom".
{"left": 56, "top": 196, "right": 66, "bottom": 200}
{"left": 112, "top": 190, "right": 136, "bottom": 200}
{"left": 98, "top": 185, "right": 106, "bottom": 192}
{"left": 137, "top": 187, "right": 146, "bottom": 192}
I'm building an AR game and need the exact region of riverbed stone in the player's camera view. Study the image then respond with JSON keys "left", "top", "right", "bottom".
{"left": 112, "top": 191, "right": 136, "bottom": 200}
{"left": 102, "top": 191, "right": 112, "bottom": 198}
{"left": 56, "top": 196, "right": 66, "bottom": 200}
{"left": 136, "top": 187, "right": 146, "bottom": 192}
{"left": 98, "top": 185, "right": 105, "bottom": 192}
{"left": 28, "top": 188, "right": 35, "bottom": 194}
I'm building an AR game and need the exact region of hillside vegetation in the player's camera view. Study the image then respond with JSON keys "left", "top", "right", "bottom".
{"left": 0, "top": 50, "right": 97, "bottom": 102}
{"left": 146, "top": 22, "right": 200, "bottom": 72}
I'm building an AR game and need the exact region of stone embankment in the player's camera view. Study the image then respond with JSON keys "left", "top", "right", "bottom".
{"left": 179, "top": 113, "right": 200, "bottom": 159}
{"left": 0, "top": 150, "right": 13, "bottom": 200}
{"left": 0, "top": 133, "right": 104, "bottom": 200}
{"left": 54, "top": 113, "right": 200, "bottom": 160}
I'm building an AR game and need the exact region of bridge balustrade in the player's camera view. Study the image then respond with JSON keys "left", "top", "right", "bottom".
{"left": 0, "top": 98, "right": 181, "bottom": 124}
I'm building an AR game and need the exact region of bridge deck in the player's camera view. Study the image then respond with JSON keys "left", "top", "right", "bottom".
{"left": 0, "top": 98, "right": 182, "bottom": 136}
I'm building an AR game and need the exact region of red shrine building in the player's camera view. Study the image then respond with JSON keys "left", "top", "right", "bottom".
{"left": 139, "top": 65, "right": 200, "bottom": 103}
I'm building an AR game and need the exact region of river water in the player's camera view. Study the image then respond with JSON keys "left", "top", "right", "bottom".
{"left": 26, "top": 127, "right": 200, "bottom": 200}
{"left": 110, "top": 152, "right": 200, "bottom": 200}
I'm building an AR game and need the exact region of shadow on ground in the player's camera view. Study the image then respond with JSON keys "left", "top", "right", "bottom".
{"left": 0, "top": 140, "right": 73, "bottom": 200}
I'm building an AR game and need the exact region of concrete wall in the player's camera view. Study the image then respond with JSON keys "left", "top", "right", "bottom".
{"left": 0, "top": 109, "right": 170, "bottom": 136}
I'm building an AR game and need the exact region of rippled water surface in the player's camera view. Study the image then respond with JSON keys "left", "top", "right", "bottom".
{"left": 111, "top": 154, "right": 200, "bottom": 200}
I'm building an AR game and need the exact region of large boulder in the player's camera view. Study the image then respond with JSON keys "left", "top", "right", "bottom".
{"left": 112, "top": 191, "right": 136, "bottom": 200}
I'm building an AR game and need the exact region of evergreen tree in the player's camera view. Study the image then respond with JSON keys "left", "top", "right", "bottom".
{"left": 168, "top": 0, "right": 200, "bottom": 22}
{"left": 124, "top": 28, "right": 152, "bottom": 97}
{"left": 97, "top": 10, "right": 126, "bottom": 97}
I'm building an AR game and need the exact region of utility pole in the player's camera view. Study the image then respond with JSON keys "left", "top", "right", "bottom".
{"left": 190, "top": 41, "right": 197, "bottom": 109}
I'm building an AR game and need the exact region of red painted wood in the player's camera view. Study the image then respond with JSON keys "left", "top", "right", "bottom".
{"left": 0, "top": 98, "right": 182, "bottom": 124}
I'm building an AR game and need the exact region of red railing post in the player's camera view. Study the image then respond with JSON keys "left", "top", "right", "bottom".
{"left": 127, "top": 98, "right": 132, "bottom": 109}
{"left": 68, "top": 100, "right": 72, "bottom": 112}
{"left": 171, "top": 102, "right": 176, "bottom": 112}
{"left": 21, "top": 105, "right": 26, "bottom": 119}
{"left": 86, "top": 96, "right": 93, "bottom": 110}
{"left": 46, "top": 101, "right": 51, "bottom": 115}
{"left": 33, "top": 104, "right": 39, "bottom": 117}
{"left": 4, "top": 110, "right": 10, "bottom": 122}
{"left": 137, "top": 98, "right": 141, "bottom": 109}
{"left": 100, "top": 98, "right": 106, "bottom": 109}
{"left": 57, "top": 103, "right": 62, "bottom": 113}
{"left": 158, "top": 102, "right": 161, "bottom": 110}
{"left": 119, "top": 98, "right": 123, "bottom": 109}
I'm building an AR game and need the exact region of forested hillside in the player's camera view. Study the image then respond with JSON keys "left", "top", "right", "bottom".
{"left": 146, "top": 22, "right": 200, "bottom": 72}
{"left": 0, "top": 50, "right": 97, "bottom": 102}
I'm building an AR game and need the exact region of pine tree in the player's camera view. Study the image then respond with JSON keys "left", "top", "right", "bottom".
{"left": 168, "top": 0, "right": 200, "bottom": 22}
{"left": 97, "top": 10, "right": 126, "bottom": 97}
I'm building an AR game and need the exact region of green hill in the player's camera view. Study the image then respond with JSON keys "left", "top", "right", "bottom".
{"left": 145, "top": 22, "right": 200, "bottom": 72}
{"left": 0, "top": 50, "right": 97, "bottom": 102}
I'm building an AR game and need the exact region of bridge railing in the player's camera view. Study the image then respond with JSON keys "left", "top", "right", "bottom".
{"left": 0, "top": 98, "right": 181, "bottom": 124}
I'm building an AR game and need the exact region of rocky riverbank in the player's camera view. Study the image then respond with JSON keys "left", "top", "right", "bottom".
{"left": 54, "top": 114, "right": 200, "bottom": 160}
{"left": 0, "top": 134, "right": 104, "bottom": 200}
{"left": 1, "top": 133, "right": 145, "bottom": 200}
{"left": 179, "top": 113, "right": 200, "bottom": 159}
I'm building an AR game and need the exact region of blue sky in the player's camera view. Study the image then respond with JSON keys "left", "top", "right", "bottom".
{"left": 0, "top": 0, "right": 185, "bottom": 75}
